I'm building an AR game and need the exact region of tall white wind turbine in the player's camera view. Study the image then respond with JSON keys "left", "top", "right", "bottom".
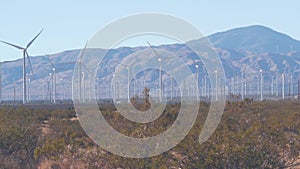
{"left": 0, "top": 29, "right": 43, "bottom": 104}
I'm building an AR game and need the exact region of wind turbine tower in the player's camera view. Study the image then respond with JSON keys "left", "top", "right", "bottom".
{"left": 282, "top": 73, "right": 285, "bottom": 99}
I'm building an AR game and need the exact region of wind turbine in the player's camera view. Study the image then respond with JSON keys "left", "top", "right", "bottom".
{"left": 77, "top": 49, "right": 93, "bottom": 103}
{"left": 214, "top": 70, "right": 218, "bottom": 101}
{"left": 0, "top": 29, "right": 43, "bottom": 104}
{"left": 169, "top": 74, "right": 173, "bottom": 100}
{"left": 271, "top": 75, "right": 275, "bottom": 95}
{"left": 112, "top": 73, "right": 117, "bottom": 102}
{"left": 116, "top": 60, "right": 132, "bottom": 103}
{"left": 81, "top": 63, "right": 93, "bottom": 102}
{"left": 244, "top": 77, "right": 248, "bottom": 98}
{"left": 46, "top": 55, "right": 57, "bottom": 103}
{"left": 46, "top": 55, "right": 68, "bottom": 103}
{"left": 77, "top": 43, "right": 88, "bottom": 103}
{"left": 40, "top": 62, "right": 55, "bottom": 103}
{"left": 147, "top": 41, "right": 177, "bottom": 103}
{"left": 147, "top": 41, "right": 163, "bottom": 103}
{"left": 27, "top": 74, "right": 31, "bottom": 102}
{"left": 204, "top": 74, "right": 208, "bottom": 98}
{"left": 240, "top": 65, "right": 247, "bottom": 100}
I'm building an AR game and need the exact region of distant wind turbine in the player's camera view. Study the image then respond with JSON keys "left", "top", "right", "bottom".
{"left": 75, "top": 42, "right": 94, "bottom": 103}
{"left": 81, "top": 61, "right": 93, "bottom": 102}
{"left": 45, "top": 55, "right": 71, "bottom": 103}
{"left": 116, "top": 60, "right": 132, "bottom": 103}
{"left": 147, "top": 41, "right": 163, "bottom": 103}
{"left": 78, "top": 43, "right": 88, "bottom": 103}
{"left": 147, "top": 41, "right": 177, "bottom": 103}
{"left": 0, "top": 29, "right": 43, "bottom": 104}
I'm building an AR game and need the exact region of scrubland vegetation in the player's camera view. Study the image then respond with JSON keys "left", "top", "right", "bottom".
{"left": 0, "top": 100, "right": 299, "bottom": 168}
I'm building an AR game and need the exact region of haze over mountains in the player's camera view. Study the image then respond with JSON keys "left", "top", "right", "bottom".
{"left": 1, "top": 25, "right": 300, "bottom": 100}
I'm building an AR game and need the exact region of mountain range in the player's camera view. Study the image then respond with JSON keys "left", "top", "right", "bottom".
{"left": 1, "top": 25, "right": 300, "bottom": 100}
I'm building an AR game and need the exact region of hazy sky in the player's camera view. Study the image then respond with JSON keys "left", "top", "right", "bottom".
{"left": 0, "top": 0, "right": 299, "bottom": 61}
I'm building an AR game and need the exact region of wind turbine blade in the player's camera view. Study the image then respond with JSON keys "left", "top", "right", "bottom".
{"left": 45, "top": 54, "right": 55, "bottom": 68}
{"left": 25, "top": 51, "right": 34, "bottom": 75}
{"left": 26, "top": 29, "right": 43, "bottom": 49}
{"left": 147, "top": 41, "right": 161, "bottom": 58}
{"left": 40, "top": 62, "right": 50, "bottom": 74}
{"left": 79, "top": 42, "right": 88, "bottom": 61}
{"left": 116, "top": 60, "right": 130, "bottom": 68}
{"left": 81, "top": 63, "right": 92, "bottom": 75}
{"left": 56, "top": 72, "right": 63, "bottom": 80}
{"left": 0, "top": 40, "right": 24, "bottom": 50}
{"left": 147, "top": 41, "right": 177, "bottom": 62}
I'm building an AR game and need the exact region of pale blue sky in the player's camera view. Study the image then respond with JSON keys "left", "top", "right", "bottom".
{"left": 0, "top": 0, "right": 299, "bottom": 61}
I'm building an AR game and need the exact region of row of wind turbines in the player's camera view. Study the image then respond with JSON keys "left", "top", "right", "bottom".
{"left": 0, "top": 30, "right": 300, "bottom": 104}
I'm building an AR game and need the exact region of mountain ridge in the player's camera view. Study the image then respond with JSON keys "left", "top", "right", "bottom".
{"left": 207, "top": 25, "right": 300, "bottom": 53}
{"left": 1, "top": 25, "right": 300, "bottom": 100}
